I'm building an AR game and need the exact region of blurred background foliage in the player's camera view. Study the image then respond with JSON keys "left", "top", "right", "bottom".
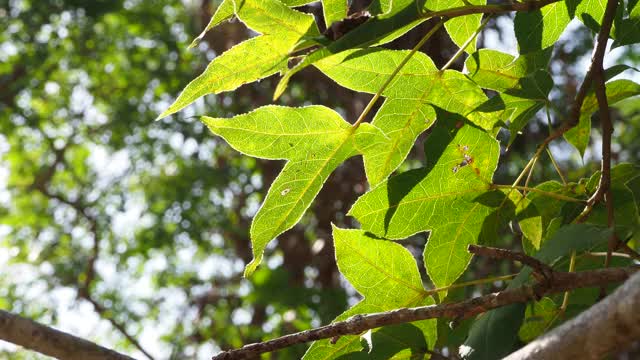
{"left": 0, "top": 0, "right": 639, "bottom": 359}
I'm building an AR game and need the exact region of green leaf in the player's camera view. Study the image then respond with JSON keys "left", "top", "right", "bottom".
{"left": 582, "top": 79, "right": 640, "bottom": 114}
{"left": 365, "top": 324, "right": 431, "bottom": 359}
{"left": 420, "top": 0, "right": 486, "bottom": 53}
{"left": 570, "top": 0, "right": 606, "bottom": 31}
{"left": 365, "top": 98, "right": 437, "bottom": 186}
{"left": 202, "top": 106, "right": 383, "bottom": 276}
{"left": 189, "top": 0, "right": 318, "bottom": 49}
{"left": 368, "top": 0, "right": 392, "bottom": 15}
{"left": 349, "top": 118, "right": 503, "bottom": 288}
{"left": 303, "top": 227, "right": 437, "bottom": 359}
{"left": 317, "top": 48, "right": 499, "bottom": 128}
{"left": 462, "top": 224, "right": 611, "bottom": 360}
{"left": 159, "top": 0, "right": 320, "bottom": 119}
{"left": 188, "top": 0, "right": 235, "bottom": 49}
{"left": 274, "top": 0, "right": 424, "bottom": 98}
{"left": 565, "top": 79, "right": 640, "bottom": 156}
{"left": 518, "top": 297, "right": 558, "bottom": 342}
{"left": 564, "top": 113, "right": 591, "bottom": 157}
{"left": 315, "top": 48, "right": 439, "bottom": 98}
{"left": 460, "top": 303, "right": 525, "bottom": 360}
{"left": 515, "top": 1, "right": 571, "bottom": 53}
{"left": 585, "top": 163, "right": 640, "bottom": 234}
{"left": 323, "top": 0, "right": 348, "bottom": 27}
{"left": 317, "top": 48, "right": 500, "bottom": 185}
{"left": 317, "top": 48, "right": 438, "bottom": 185}
{"left": 441, "top": 0, "right": 486, "bottom": 53}
{"left": 603, "top": 64, "right": 640, "bottom": 79}
{"left": 517, "top": 197, "right": 543, "bottom": 253}
{"left": 610, "top": 0, "right": 640, "bottom": 47}
{"left": 465, "top": 49, "right": 552, "bottom": 92}
{"left": 469, "top": 69, "right": 552, "bottom": 146}
{"left": 517, "top": 181, "right": 587, "bottom": 253}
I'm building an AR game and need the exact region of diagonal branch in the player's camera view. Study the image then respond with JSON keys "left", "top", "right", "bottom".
{"left": 504, "top": 270, "right": 640, "bottom": 360}
{"left": 0, "top": 309, "right": 135, "bottom": 360}
{"left": 586, "top": 0, "right": 619, "bottom": 279}
{"left": 210, "top": 266, "right": 638, "bottom": 360}
{"left": 468, "top": 244, "right": 554, "bottom": 282}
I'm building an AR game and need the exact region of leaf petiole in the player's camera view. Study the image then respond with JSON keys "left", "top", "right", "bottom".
{"left": 492, "top": 184, "right": 585, "bottom": 203}
{"left": 352, "top": 19, "right": 446, "bottom": 128}
{"left": 424, "top": 273, "right": 518, "bottom": 296}
{"left": 440, "top": 15, "right": 491, "bottom": 71}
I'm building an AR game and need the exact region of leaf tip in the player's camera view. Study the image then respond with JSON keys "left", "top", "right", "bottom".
{"left": 155, "top": 110, "right": 171, "bottom": 121}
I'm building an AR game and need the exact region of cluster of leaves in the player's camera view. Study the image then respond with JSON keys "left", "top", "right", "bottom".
{"left": 159, "top": 0, "right": 640, "bottom": 358}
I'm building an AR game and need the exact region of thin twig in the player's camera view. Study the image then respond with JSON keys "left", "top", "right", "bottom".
{"left": 211, "top": 267, "right": 637, "bottom": 360}
{"left": 583, "top": 0, "right": 619, "bottom": 297}
{"left": 468, "top": 244, "right": 554, "bottom": 282}
{"left": 547, "top": 250, "right": 577, "bottom": 331}
{"left": 424, "top": 273, "right": 518, "bottom": 296}
{"left": 491, "top": 184, "right": 584, "bottom": 203}
{"left": 546, "top": 148, "right": 567, "bottom": 185}
{"left": 523, "top": 155, "right": 538, "bottom": 195}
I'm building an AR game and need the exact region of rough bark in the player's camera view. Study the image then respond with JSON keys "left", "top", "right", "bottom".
{"left": 504, "top": 270, "right": 640, "bottom": 360}
{"left": 0, "top": 310, "right": 135, "bottom": 360}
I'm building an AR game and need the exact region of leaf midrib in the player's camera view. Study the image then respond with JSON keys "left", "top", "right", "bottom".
{"left": 354, "top": 186, "right": 488, "bottom": 219}
{"left": 210, "top": 125, "right": 347, "bottom": 137}
{"left": 442, "top": 202, "right": 481, "bottom": 285}
{"left": 236, "top": 0, "right": 312, "bottom": 37}
{"left": 376, "top": 88, "right": 434, "bottom": 183}
{"left": 253, "top": 131, "right": 354, "bottom": 241}
{"left": 340, "top": 236, "right": 426, "bottom": 295}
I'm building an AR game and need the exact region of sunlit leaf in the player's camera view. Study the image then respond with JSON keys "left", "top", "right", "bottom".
{"left": 570, "top": 0, "right": 606, "bottom": 31}
{"left": 304, "top": 227, "right": 437, "bottom": 359}
{"left": 203, "top": 105, "right": 385, "bottom": 275}
{"left": 188, "top": 0, "right": 235, "bottom": 49}
{"left": 316, "top": 48, "right": 500, "bottom": 185}
{"left": 189, "top": 0, "right": 318, "bottom": 49}
{"left": 323, "top": 0, "right": 348, "bottom": 27}
{"left": 466, "top": 49, "right": 553, "bottom": 144}
{"left": 514, "top": 1, "right": 571, "bottom": 53}
{"left": 565, "top": 79, "right": 640, "bottom": 156}
{"left": 465, "top": 49, "right": 552, "bottom": 92}
{"left": 349, "top": 118, "right": 503, "bottom": 288}
{"left": 364, "top": 99, "right": 437, "bottom": 186}
{"left": 159, "top": 0, "right": 320, "bottom": 119}
{"left": 274, "top": 0, "right": 424, "bottom": 98}
{"left": 429, "top": 0, "right": 486, "bottom": 53}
